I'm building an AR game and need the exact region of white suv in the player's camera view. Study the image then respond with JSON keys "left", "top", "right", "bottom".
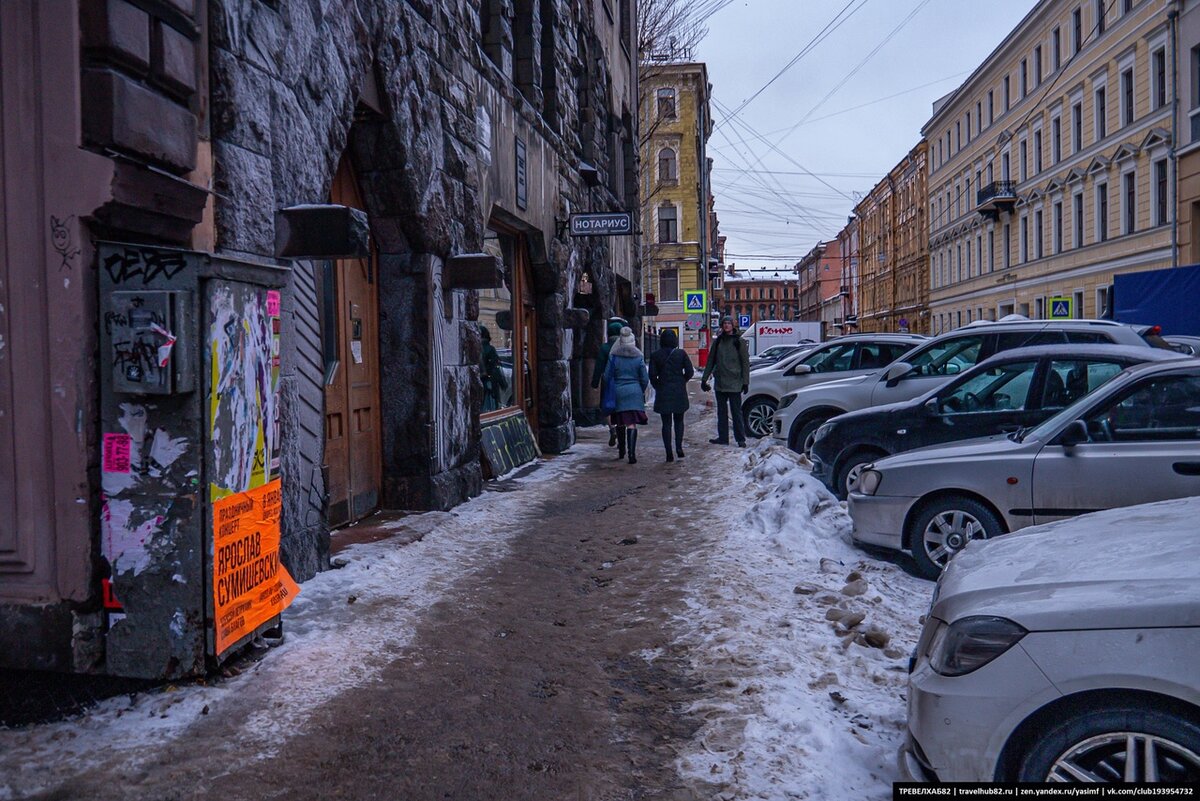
{"left": 772, "top": 319, "right": 1167, "bottom": 453}
{"left": 741, "top": 334, "right": 926, "bottom": 438}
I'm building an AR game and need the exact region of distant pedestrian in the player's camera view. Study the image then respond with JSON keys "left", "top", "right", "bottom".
{"left": 648, "top": 328, "right": 694, "bottom": 462}
{"left": 591, "top": 319, "right": 625, "bottom": 449}
{"left": 603, "top": 326, "right": 649, "bottom": 464}
{"left": 700, "top": 316, "right": 750, "bottom": 447}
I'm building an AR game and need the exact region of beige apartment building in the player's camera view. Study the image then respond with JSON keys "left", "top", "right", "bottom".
{"left": 923, "top": 0, "right": 1175, "bottom": 334}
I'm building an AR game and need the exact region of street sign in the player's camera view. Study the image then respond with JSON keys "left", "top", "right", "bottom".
{"left": 1049, "top": 296, "right": 1073, "bottom": 319}
{"left": 685, "top": 314, "right": 706, "bottom": 330}
{"left": 683, "top": 290, "right": 708, "bottom": 313}
{"left": 738, "top": 314, "right": 751, "bottom": 328}
{"left": 569, "top": 212, "right": 633, "bottom": 236}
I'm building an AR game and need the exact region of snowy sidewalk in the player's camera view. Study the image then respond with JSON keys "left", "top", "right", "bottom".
{"left": 671, "top": 441, "right": 932, "bottom": 801}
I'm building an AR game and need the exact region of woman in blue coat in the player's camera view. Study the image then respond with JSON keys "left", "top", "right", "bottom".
{"left": 603, "top": 326, "right": 649, "bottom": 464}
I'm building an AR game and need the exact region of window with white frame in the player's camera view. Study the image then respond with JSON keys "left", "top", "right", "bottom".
{"left": 1072, "top": 100, "right": 1083, "bottom": 152}
{"left": 1122, "top": 169, "right": 1136, "bottom": 235}
{"left": 657, "top": 147, "right": 677, "bottom": 182}
{"left": 1035, "top": 209, "right": 1044, "bottom": 259}
{"left": 659, "top": 264, "right": 679, "bottom": 301}
{"left": 656, "top": 87, "right": 677, "bottom": 119}
{"left": 1052, "top": 115, "right": 1062, "bottom": 163}
{"left": 1020, "top": 215, "right": 1029, "bottom": 262}
{"left": 1053, "top": 27, "right": 1062, "bottom": 70}
{"left": 1120, "top": 67, "right": 1134, "bottom": 127}
{"left": 988, "top": 229, "right": 995, "bottom": 271}
{"left": 1072, "top": 7, "right": 1083, "bottom": 53}
{"left": 1073, "top": 289, "right": 1084, "bottom": 318}
{"left": 1097, "top": 285, "right": 1110, "bottom": 317}
{"left": 1053, "top": 200, "right": 1063, "bottom": 253}
{"left": 1152, "top": 47, "right": 1167, "bottom": 110}
{"left": 657, "top": 203, "right": 678, "bottom": 243}
{"left": 1095, "top": 180, "right": 1109, "bottom": 242}
{"left": 1095, "top": 84, "right": 1107, "bottom": 141}
{"left": 1073, "top": 191, "right": 1085, "bottom": 248}
{"left": 1154, "top": 158, "right": 1169, "bottom": 226}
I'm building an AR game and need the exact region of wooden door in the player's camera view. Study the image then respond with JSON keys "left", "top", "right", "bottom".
{"left": 325, "top": 159, "right": 381, "bottom": 527}
{"left": 515, "top": 238, "right": 539, "bottom": 431}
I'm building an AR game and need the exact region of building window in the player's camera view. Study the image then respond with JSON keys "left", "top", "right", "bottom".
{"left": 1097, "top": 285, "right": 1110, "bottom": 317}
{"left": 656, "top": 87, "right": 676, "bottom": 119}
{"left": 1034, "top": 47, "right": 1042, "bottom": 86}
{"left": 1002, "top": 152, "right": 1010, "bottom": 181}
{"left": 988, "top": 90, "right": 995, "bottom": 124}
{"left": 1096, "top": 0, "right": 1106, "bottom": 35}
{"left": 659, "top": 266, "right": 679, "bottom": 301}
{"left": 957, "top": 245, "right": 962, "bottom": 282}
{"left": 976, "top": 101, "right": 982, "bottom": 133}
{"left": 1034, "top": 130, "right": 1043, "bottom": 173}
{"left": 1035, "top": 209, "right": 1044, "bottom": 259}
{"left": 1020, "top": 215, "right": 1028, "bottom": 262}
{"left": 1074, "top": 289, "right": 1085, "bottom": 318}
{"left": 1155, "top": 158, "right": 1169, "bottom": 226}
{"left": 1121, "top": 68, "right": 1134, "bottom": 127}
{"left": 1053, "top": 27, "right": 1062, "bottom": 70}
{"left": 966, "top": 238, "right": 972, "bottom": 277}
{"left": 988, "top": 229, "right": 995, "bottom": 271}
{"left": 1053, "top": 201, "right": 1063, "bottom": 253}
{"left": 1072, "top": 101, "right": 1083, "bottom": 152}
{"left": 1073, "top": 7, "right": 1083, "bottom": 53}
{"left": 977, "top": 235, "right": 983, "bottom": 275}
{"left": 657, "top": 203, "right": 677, "bottom": 243}
{"left": 1122, "top": 170, "right": 1136, "bottom": 235}
{"left": 1073, "top": 191, "right": 1085, "bottom": 247}
{"left": 1005, "top": 76, "right": 1011, "bottom": 111}
{"left": 1020, "top": 139, "right": 1028, "bottom": 181}
{"left": 1021, "top": 59, "right": 1028, "bottom": 97}
{"left": 956, "top": 121, "right": 961, "bottom": 150}
{"left": 1122, "top": 0, "right": 1132, "bottom": 12}
{"left": 1153, "top": 48, "right": 1167, "bottom": 110}
{"left": 1096, "top": 181, "right": 1109, "bottom": 242}
{"left": 657, "top": 147, "right": 677, "bottom": 182}
{"left": 1095, "top": 86, "right": 1107, "bottom": 140}
{"left": 1052, "top": 116, "right": 1062, "bottom": 163}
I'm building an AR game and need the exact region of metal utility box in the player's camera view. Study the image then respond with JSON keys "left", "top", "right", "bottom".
{"left": 97, "top": 243, "right": 294, "bottom": 679}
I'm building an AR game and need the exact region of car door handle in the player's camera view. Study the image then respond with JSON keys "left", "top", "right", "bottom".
{"left": 1173, "top": 462, "right": 1200, "bottom": 476}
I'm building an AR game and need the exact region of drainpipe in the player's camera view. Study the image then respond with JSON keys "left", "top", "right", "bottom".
{"left": 1169, "top": 1, "right": 1180, "bottom": 268}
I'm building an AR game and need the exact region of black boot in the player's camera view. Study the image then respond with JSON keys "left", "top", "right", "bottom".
{"left": 608, "top": 426, "right": 617, "bottom": 447}
{"left": 676, "top": 418, "right": 685, "bottom": 458}
{"left": 617, "top": 428, "right": 626, "bottom": 459}
{"left": 627, "top": 428, "right": 638, "bottom": 464}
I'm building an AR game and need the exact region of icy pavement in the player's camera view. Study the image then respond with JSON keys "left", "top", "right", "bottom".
{"left": 0, "top": 438, "right": 603, "bottom": 800}
{"left": 673, "top": 440, "right": 933, "bottom": 801}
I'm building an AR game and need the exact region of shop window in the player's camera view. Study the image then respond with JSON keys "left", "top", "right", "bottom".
{"left": 478, "top": 228, "right": 537, "bottom": 422}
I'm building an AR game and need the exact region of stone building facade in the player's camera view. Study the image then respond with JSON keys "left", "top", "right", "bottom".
{"left": 834, "top": 216, "right": 860, "bottom": 334}
{"left": 855, "top": 141, "right": 929, "bottom": 334}
{"left": 923, "top": 0, "right": 1174, "bottom": 334}
{"left": 0, "top": 0, "right": 637, "bottom": 677}
{"left": 796, "top": 240, "right": 845, "bottom": 332}
{"left": 723, "top": 272, "right": 800, "bottom": 325}
{"left": 639, "top": 62, "right": 713, "bottom": 361}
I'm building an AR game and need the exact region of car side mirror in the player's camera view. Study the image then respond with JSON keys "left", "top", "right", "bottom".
{"left": 883, "top": 362, "right": 912, "bottom": 386}
{"left": 1058, "top": 419, "right": 1089, "bottom": 447}
{"left": 923, "top": 397, "right": 941, "bottom": 417}
{"left": 790, "top": 364, "right": 812, "bottom": 376}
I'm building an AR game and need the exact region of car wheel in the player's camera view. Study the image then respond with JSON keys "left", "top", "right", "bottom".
{"left": 908, "top": 495, "right": 1004, "bottom": 579}
{"left": 742, "top": 397, "right": 777, "bottom": 439}
{"left": 834, "top": 449, "right": 887, "bottom": 500}
{"left": 791, "top": 415, "right": 830, "bottom": 457}
{"left": 1016, "top": 705, "right": 1200, "bottom": 783}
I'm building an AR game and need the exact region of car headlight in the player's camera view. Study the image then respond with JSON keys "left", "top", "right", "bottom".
{"left": 777, "top": 394, "right": 797, "bottom": 410}
{"left": 812, "top": 422, "right": 834, "bottom": 444}
{"left": 928, "top": 616, "right": 1027, "bottom": 677}
{"left": 857, "top": 468, "right": 882, "bottom": 495}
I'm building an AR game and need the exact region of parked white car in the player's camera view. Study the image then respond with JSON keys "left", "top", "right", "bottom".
{"left": 902, "top": 497, "right": 1200, "bottom": 783}
{"left": 740, "top": 334, "right": 924, "bottom": 438}
{"left": 848, "top": 357, "right": 1200, "bottom": 578}
{"left": 772, "top": 319, "right": 1168, "bottom": 454}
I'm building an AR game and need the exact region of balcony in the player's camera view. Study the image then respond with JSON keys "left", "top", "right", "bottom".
{"left": 976, "top": 181, "right": 1017, "bottom": 219}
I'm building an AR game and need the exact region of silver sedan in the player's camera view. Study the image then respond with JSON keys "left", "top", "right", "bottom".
{"left": 901, "top": 497, "right": 1200, "bottom": 783}
{"left": 848, "top": 358, "right": 1200, "bottom": 578}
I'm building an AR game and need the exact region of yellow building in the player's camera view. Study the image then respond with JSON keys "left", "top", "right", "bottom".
{"left": 923, "top": 0, "right": 1174, "bottom": 333}
{"left": 639, "top": 61, "right": 713, "bottom": 360}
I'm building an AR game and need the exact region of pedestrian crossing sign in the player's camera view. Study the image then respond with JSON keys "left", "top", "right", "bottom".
{"left": 1049, "top": 296, "right": 1073, "bottom": 319}
{"left": 683, "top": 290, "right": 708, "bottom": 313}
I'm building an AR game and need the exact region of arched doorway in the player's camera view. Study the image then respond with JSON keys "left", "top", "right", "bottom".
{"left": 324, "top": 156, "right": 382, "bottom": 526}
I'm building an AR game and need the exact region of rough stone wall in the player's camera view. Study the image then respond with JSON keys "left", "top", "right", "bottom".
{"left": 208, "top": 0, "right": 635, "bottom": 522}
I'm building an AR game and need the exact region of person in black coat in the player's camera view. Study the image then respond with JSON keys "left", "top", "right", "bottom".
{"left": 647, "top": 328, "right": 695, "bottom": 462}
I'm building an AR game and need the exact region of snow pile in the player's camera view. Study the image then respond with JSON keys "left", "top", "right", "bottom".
{"left": 675, "top": 443, "right": 930, "bottom": 801}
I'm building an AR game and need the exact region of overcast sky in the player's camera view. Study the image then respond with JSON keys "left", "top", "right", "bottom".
{"left": 696, "top": 0, "right": 1039, "bottom": 272}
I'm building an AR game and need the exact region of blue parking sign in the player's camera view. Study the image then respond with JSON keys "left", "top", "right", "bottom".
{"left": 738, "top": 314, "right": 751, "bottom": 328}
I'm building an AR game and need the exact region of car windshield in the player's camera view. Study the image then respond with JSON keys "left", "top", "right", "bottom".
{"left": 905, "top": 335, "right": 985, "bottom": 377}
{"left": 801, "top": 342, "right": 856, "bottom": 373}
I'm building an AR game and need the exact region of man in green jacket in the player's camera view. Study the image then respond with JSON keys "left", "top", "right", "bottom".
{"left": 700, "top": 316, "right": 750, "bottom": 447}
